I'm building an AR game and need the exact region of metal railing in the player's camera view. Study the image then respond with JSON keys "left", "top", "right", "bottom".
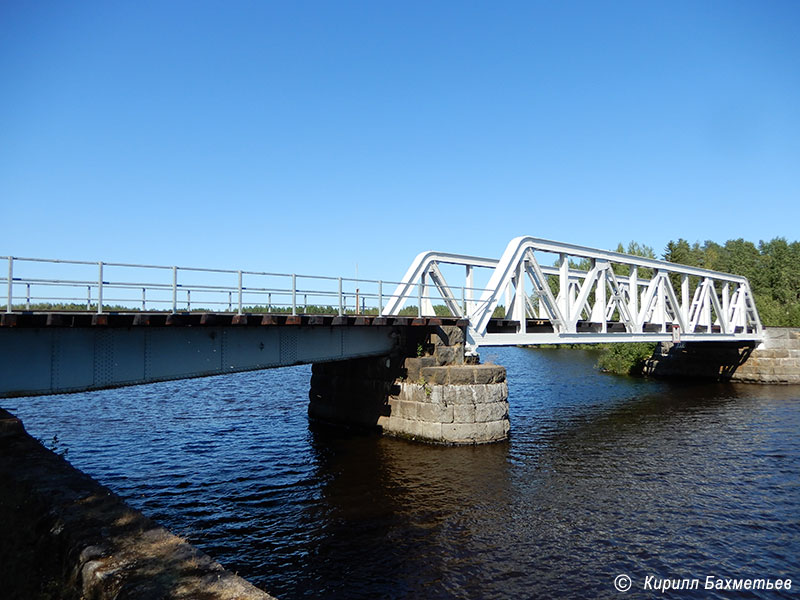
{"left": 1, "top": 255, "right": 494, "bottom": 318}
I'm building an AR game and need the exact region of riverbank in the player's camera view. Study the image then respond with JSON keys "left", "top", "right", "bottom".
{"left": 0, "top": 407, "right": 275, "bottom": 600}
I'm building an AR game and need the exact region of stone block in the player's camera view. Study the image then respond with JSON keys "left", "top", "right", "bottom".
{"left": 453, "top": 403, "right": 476, "bottom": 423}
{"left": 428, "top": 386, "right": 444, "bottom": 405}
{"left": 441, "top": 420, "right": 509, "bottom": 444}
{"left": 473, "top": 365, "right": 506, "bottom": 384}
{"left": 420, "top": 366, "right": 449, "bottom": 385}
{"left": 434, "top": 345, "right": 463, "bottom": 366}
{"left": 766, "top": 328, "right": 790, "bottom": 341}
{"left": 472, "top": 382, "right": 508, "bottom": 404}
{"left": 417, "top": 401, "right": 454, "bottom": 424}
{"left": 401, "top": 383, "right": 430, "bottom": 404}
{"left": 484, "top": 419, "right": 510, "bottom": 441}
{"left": 389, "top": 399, "right": 418, "bottom": 421}
{"left": 443, "top": 385, "right": 476, "bottom": 405}
{"left": 475, "top": 402, "right": 508, "bottom": 423}
{"left": 404, "top": 356, "right": 435, "bottom": 381}
{"left": 380, "top": 415, "right": 443, "bottom": 441}
{"left": 432, "top": 325, "right": 465, "bottom": 347}
{"left": 446, "top": 366, "right": 477, "bottom": 385}
{"left": 441, "top": 423, "right": 480, "bottom": 443}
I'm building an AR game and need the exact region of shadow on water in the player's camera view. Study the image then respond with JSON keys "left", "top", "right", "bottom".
{"left": 294, "top": 422, "right": 513, "bottom": 599}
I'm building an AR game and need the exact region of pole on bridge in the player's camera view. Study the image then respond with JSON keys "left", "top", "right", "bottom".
{"left": 237, "top": 270, "right": 243, "bottom": 315}
{"left": 6, "top": 256, "right": 14, "bottom": 313}
{"left": 97, "top": 261, "right": 103, "bottom": 315}
{"left": 172, "top": 266, "right": 178, "bottom": 313}
{"left": 292, "top": 274, "right": 297, "bottom": 316}
{"left": 6, "top": 256, "right": 12, "bottom": 314}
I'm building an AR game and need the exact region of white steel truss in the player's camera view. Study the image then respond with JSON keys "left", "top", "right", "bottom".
{"left": 381, "top": 236, "right": 764, "bottom": 353}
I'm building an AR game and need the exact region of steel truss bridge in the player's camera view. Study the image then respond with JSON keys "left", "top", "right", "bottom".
{"left": 383, "top": 236, "right": 763, "bottom": 352}
{"left": 2, "top": 236, "right": 763, "bottom": 356}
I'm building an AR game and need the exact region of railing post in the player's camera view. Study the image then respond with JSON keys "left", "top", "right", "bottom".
{"left": 172, "top": 266, "right": 178, "bottom": 313}
{"left": 291, "top": 274, "right": 297, "bottom": 316}
{"left": 237, "top": 270, "right": 243, "bottom": 315}
{"left": 26, "top": 283, "right": 31, "bottom": 311}
{"left": 87, "top": 286, "right": 91, "bottom": 311}
{"left": 97, "top": 261, "right": 104, "bottom": 314}
{"left": 5, "top": 256, "right": 12, "bottom": 313}
{"left": 187, "top": 290, "right": 191, "bottom": 311}
{"left": 142, "top": 287, "right": 146, "bottom": 312}
{"left": 338, "top": 277, "right": 343, "bottom": 316}
{"left": 378, "top": 280, "right": 383, "bottom": 315}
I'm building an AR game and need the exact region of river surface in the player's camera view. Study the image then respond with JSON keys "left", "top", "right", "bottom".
{"left": 7, "top": 347, "right": 800, "bottom": 599}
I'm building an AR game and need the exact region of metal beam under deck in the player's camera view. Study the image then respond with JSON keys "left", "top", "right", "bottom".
{"left": 477, "top": 331, "right": 760, "bottom": 346}
{"left": 0, "top": 312, "right": 449, "bottom": 398}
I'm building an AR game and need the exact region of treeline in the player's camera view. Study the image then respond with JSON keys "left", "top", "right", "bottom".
{"left": 567, "top": 236, "right": 799, "bottom": 327}
{"left": 555, "top": 236, "right": 799, "bottom": 376}
{"left": 664, "top": 237, "right": 800, "bottom": 327}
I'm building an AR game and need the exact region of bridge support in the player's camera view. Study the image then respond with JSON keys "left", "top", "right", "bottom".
{"left": 308, "top": 325, "right": 510, "bottom": 444}
{"left": 642, "top": 327, "right": 800, "bottom": 384}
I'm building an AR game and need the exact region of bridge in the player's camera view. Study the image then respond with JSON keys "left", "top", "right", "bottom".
{"left": 0, "top": 237, "right": 764, "bottom": 444}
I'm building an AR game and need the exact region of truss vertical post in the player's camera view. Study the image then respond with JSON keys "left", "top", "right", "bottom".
{"left": 681, "top": 274, "right": 689, "bottom": 328}
{"left": 514, "top": 261, "right": 526, "bottom": 334}
{"left": 657, "top": 272, "right": 667, "bottom": 332}
{"left": 595, "top": 262, "right": 607, "bottom": 332}
{"left": 558, "top": 253, "right": 569, "bottom": 322}
{"left": 417, "top": 276, "right": 422, "bottom": 317}
{"left": 465, "top": 264, "right": 474, "bottom": 315}
{"left": 722, "top": 283, "right": 730, "bottom": 324}
{"left": 629, "top": 266, "right": 638, "bottom": 325}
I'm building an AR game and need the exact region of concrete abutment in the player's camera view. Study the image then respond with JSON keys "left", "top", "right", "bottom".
{"left": 642, "top": 327, "right": 800, "bottom": 384}
{"left": 308, "top": 324, "right": 510, "bottom": 444}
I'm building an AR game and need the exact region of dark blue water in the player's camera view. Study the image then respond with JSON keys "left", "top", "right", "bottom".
{"left": 7, "top": 347, "right": 800, "bottom": 599}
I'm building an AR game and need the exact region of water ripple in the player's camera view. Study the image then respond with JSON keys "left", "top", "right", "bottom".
{"left": 8, "top": 350, "right": 800, "bottom": 599}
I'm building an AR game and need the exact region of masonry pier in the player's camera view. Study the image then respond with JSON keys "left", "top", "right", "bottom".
{"left": 643, "top": 327, "right": 800, "bottom": 384}
{"left": 308, "top": 323, "right": 510, "bottom": 444}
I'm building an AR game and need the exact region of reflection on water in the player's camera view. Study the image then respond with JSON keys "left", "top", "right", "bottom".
{"left": 7, "top": 347, "right": 800, "bottom": 599}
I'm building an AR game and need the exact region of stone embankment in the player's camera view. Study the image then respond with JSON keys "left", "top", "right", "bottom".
{"left": 0, "top": 408, "right": 275, "bottom": 600}
{"left": 643, "top": 327, "right": 800, "bottom": 384}
{"left": 309, "top": 324, "right": 510, "bottom": 444}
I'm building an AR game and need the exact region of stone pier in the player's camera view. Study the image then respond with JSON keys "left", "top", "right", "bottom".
{"left": 642, "top": 327, "right": 800, "bottom": 384}
{"left": 308, "top": 324, "right": 510, "bottom": 444}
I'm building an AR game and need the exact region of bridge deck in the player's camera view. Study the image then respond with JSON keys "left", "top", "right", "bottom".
{"left": 1, "top": 313, "right": 467, "bottom": 399}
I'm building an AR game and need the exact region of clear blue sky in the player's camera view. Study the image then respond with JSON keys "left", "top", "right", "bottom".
{"left": 2, "top": 1, "right": 798, "bottom": 281}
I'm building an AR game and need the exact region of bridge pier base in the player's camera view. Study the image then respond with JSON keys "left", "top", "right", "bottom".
{"left": 308, "top": 325, "right": 509, "bottom": 444}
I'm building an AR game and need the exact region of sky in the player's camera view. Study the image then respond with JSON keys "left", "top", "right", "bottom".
{"left": 2, "top": 1, "right": 799, "bottom": 283}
